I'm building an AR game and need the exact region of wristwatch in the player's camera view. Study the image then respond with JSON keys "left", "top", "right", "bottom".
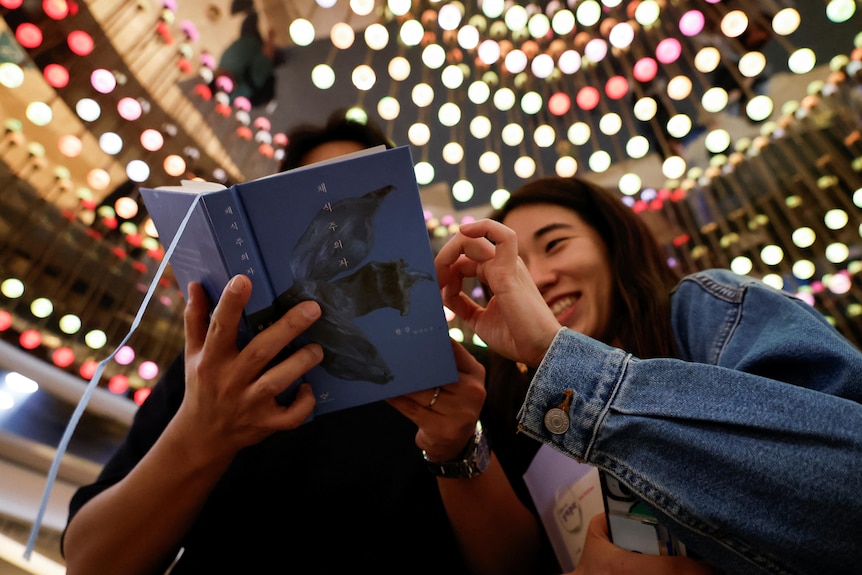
{"left": 423, "top": 421, "right": 490, "bottom": 479}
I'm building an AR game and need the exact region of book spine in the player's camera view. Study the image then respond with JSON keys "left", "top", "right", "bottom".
{"left": 201, "top": 190, "right": 279, "bottom": 338}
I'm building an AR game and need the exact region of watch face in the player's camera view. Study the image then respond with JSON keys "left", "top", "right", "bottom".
{"left": 544, "top": 407, "right": 570, "bottom": 434}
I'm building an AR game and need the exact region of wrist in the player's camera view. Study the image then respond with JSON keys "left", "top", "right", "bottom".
{"left": 423, "top": 421, "right": 490, "bottom": 479}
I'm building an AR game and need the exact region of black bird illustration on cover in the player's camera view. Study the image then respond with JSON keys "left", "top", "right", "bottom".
{"left": 264, "top": 183, "right": 433, "bottom": 384}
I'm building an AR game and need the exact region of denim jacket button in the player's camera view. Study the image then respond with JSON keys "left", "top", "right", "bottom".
{"left": 543, "top": 407, "right": 570, "bottom": 434}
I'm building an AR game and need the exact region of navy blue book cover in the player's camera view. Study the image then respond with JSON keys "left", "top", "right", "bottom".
{"left": 141, "top": 146, "right": 457, "bottom": 416}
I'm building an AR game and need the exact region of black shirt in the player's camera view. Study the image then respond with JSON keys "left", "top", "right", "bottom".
{"left": 66, "top": 355, "right": 471, "bottom": 573}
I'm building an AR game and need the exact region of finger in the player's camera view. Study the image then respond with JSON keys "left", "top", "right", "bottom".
{"left": 256, "top": 342, "right": 324, "bottom": 399}
{"left": 184, "top": 282, "right": 212, "bottom": 355}
{"left": 242, "top": 300, "right": 322, "bottom": 378}
{"left": 204, "top": 275, "right": 252, "bottom": 358}
{"left": 460, "top": 220, "right": 520, "bottom": 264}
{"left": 270, "top": 383, "right": 316, "bottom": 430}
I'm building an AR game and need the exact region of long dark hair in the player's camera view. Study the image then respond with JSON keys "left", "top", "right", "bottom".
{"left": 482, "top": 176, "right": 682, "bottom": 437}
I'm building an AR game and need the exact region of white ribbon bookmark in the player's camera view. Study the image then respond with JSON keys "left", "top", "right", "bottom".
{"left": 24, "top": 195, "right": 201, "bottom": 559}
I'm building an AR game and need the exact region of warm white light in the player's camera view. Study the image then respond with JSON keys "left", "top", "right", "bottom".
{"left": 470, "top": 116, "right": 492, "bottom": 139}
{"left": 311, "top": 64, "right": 335, "bottom": 89}
{"left": 85, "top": 329, "right": 108, "bottom": 350}
{"left": 662, "top": 156, "right": 686, "bottom": 179}
{"left": 441, "top": 65, "right": 464, "bottom": 89}
{"left": 530, "top": 53, "right": 555, "bottom": 78}
{"left": 352, "top": 64, "right": 376, "bottom": 90}
{"left": 528, "top": 13, "right": 551, "bottom": 38}
{"left": 521, "top": 91, "right": 543, "bottom": 115}
{"left": 694, "top": 46, "right": 721, "bottom": 74}
{"left": 289, "top": 18, "right": 315, "bottom": 46}
{"left": 704, "top": 129, "right": 731, "bottom": 154}
{"left": 478, "top": 39, "right": 501, "bottom": 65}
{"left": 730, "top": 256, "right": 753, "bottom": 275}
{"left": 760, "top": 245, "right": 784, "bottom": 266}
{"left": 468, "top": 81, "right": 490, "bottom": 104}
{"left": 702, "top": 87, "right": 729, "bottom": 113}
{"left": 399, "top": 19, "right": 424, "bottom": 46}
{"left": 825, "top": 242, "right": 849, "bottom": 263}
{"left": 408, "top": 122, "right": 431, "bottom": 146}
{"left": 552, "top": 10, "right": 576, "bottom": 35}
{"left": 635, "top": 0, "right": 661, "bottom": 26}
{"left": 533, "top": 124, "right": 556, "bottom": 147}
{"left": 388, "top": 56, "right": 411, "bottom": 81}
{"left": 666, "top": 114, "right": 692, "bottom": 139}
{"left": 414, "top": 161, "right": 434, "bottom": 185}
{"left": 457, "top": 25, "right": 480, "bottom": 50}
{"left": 422, "top": 43, "right": 447, "bottom": 69}
{"left": 825, "top": 209, "right": 849, "bottom": 230}
{"left": 584, "top": 39, "right": 608, "bottom": 63}
{"left": 388, "top": 0, "right": 411, "bottom": 16}
{"left": 378, "top": 96, "right": 400, "bottom": 120}
{"left": 26, "top": 102, "right": 52, "bottom": 126}
{"left": 589, "top": 150, "right": 611, "bottom": 173}
{"left": 599, "top": 113, "right": 622, "bottom": 136}
{"left": 350, "top": 0, "right": 374, "bottom": 16}
{"left": 576, "top": 0, "right": 601, "bottom": 26}
{"left": 331, "top": 22, "right": 355, "bottom": 49}
{"left": 126, "top": 160, "right": 150, "bottom": 182}
{"left": 30, "top": 298, "right": 53, "bottom": 319}
{"left": 99, "top": 132, "right": 123, "bottom": 155}
{"left": 792, "top": 260, "right": 816, "bottom": 280}
{"left": 493, "top": 87, "right": 516, "bottom": 111}
{"left": 792, "top": 227, "right": 816, "bottom": 248}
{"left": 721, "top": 10, "right": 749, "bottom": 38}
{"left": 442, "top": 142, "right": 464, "bottom": 164}
{"left": 567, "top": 122, "right": 591, "bottom": 146}
{"left": 626, "top": 135, "right": 650, "bottom": 159}
{"left": 501, "top": 123, "right": 524, "bottom": 146}
{"left": 772, "top": 8, "right": 801, "bottom": 35}
{"left": 438, "top": 3, "right": 463, "bottom": 30}
{"left": 412, "top": 83, "right": 434, "bottom": 107}
{"left": 558, "top": 50, "right": 581, "bottom": 74}
{"left": 788, "top": 48, "right": 816, "bottom": 74}
{"left": 438, "top": 102, "right": 462, "bottom": 127}
{"left": 609, "top": 22, "right": 635, "bottom": 49}
{"left": 746, "top": 95, "right": 774, "bottom": 122}
{"left": 365, "top": 23, "right": 389, "bottom": 50}
{"left": 514, "top": 156, "right": 536, "bottom": 179}
{"left": 452, "top": 179, "right": 474, "bottom": 203}
{"left": 504, "top": 4, "right": 528, "bottom": 31}
{"left": 667, "top": 75, "right": 693, "bottom": 100}
{"left": 633, "top": 97, "right": 658, "bottom": 121}
{"left": 739, "top": 51, "right": 767, "bottom": 78}
{"left": 479, "top": 151, "right": 501, "bottom": 173}
{"left": 482, "top": 0, "right": 504, "bottom": 18}
{"left": 619, "top": 173, "right": 642, "bottom": 196}
{"left": 556, "top": 156, "right": 577, "bottom": 177}
{"left": 490, "top": 188, "right": 510, "bottom": 209}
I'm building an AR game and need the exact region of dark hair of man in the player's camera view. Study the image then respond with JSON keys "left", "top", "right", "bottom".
{"left": 480, "top": 176, "right": 682, "bottom": 440}
{"left": 279, "top": 110, "right": 394, "bottom": 172}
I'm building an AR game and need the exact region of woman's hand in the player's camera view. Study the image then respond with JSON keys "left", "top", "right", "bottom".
{"left": 570, "top": 514, "right": 722, "bottom": 575}
{"left": 435, "top": 219, "right": 562, "bottom": 368}
{"left": 387, "top": 341, "right": 486, "bottom": 461}
{"left": 178, "top": 275, "right": 324, "bottom": 458}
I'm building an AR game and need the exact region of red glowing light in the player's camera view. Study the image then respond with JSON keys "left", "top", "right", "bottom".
{"left": 43, "top": 63, "right": 69, "bottom": 88}
{"left": 0, "top": 0, "right": 24, "bottom": 9}
{"left": 19, "top": 329, "right": 41, "bottom": 350}
{"left": 633, "top": 57, "right": 658, "bottom": 83}
{"left": 67, "top": 30, "right": 93, "bottom": 55}
{"left": 133, "top": 387, "right": 152, "bottom": 405}
{"left": 79, "top": 360, "right": 98, "bottom": 379}
{"left": 575, "top": 86, "right": 600, "bottom": 111}
{"left": 548, "top": 92, "right": 571, "bottom": 116}
{"left": 236, "top": 126, "right": 253, "bottom": 140}
{"left": 16, "top": 23, "right": 43, "bottom": 49}
{"left": 52, "top": 347, "right": 75, "bottom": 368}
{"left": 43, "top": 0, "right": 69, "bottom": 19}
{"left": 605, "top": 76, "right": 629, "bottom": 100}
{"left": 0, "top": 310, "right": 12, "bottom": 331}
{"left": 108, "top": 375, "right": 129, "bottom": 394}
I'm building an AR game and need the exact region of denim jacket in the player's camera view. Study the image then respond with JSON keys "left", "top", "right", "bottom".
{"left": 517, "top": 269, "right": 862, "bottom": 575}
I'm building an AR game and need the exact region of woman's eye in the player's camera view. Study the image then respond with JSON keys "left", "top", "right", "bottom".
{"left": 545, "top": 237, "right": 565, "bottom": 252}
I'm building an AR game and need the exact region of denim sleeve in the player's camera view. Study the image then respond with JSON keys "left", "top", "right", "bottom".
{"left": 517, "top": 327, "right": 862, "bottom": 574}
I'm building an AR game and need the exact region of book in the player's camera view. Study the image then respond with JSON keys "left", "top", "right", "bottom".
{"left": 140, "top": 145, "right": 458, "bottom": 417}
{"left": 524, "top": 445, "right": 686, "bottom": 571}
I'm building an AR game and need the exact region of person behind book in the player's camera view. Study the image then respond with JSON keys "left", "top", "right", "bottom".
{"left": 434, "top": 175, "right": 862, "bottom": 575}
{"left": 61, "top": 112, "right": 560, "bottom": 574}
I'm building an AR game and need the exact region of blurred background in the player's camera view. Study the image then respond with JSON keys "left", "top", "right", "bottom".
{"left": 0, "top": 0, "right": 861, "bottom": 572}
